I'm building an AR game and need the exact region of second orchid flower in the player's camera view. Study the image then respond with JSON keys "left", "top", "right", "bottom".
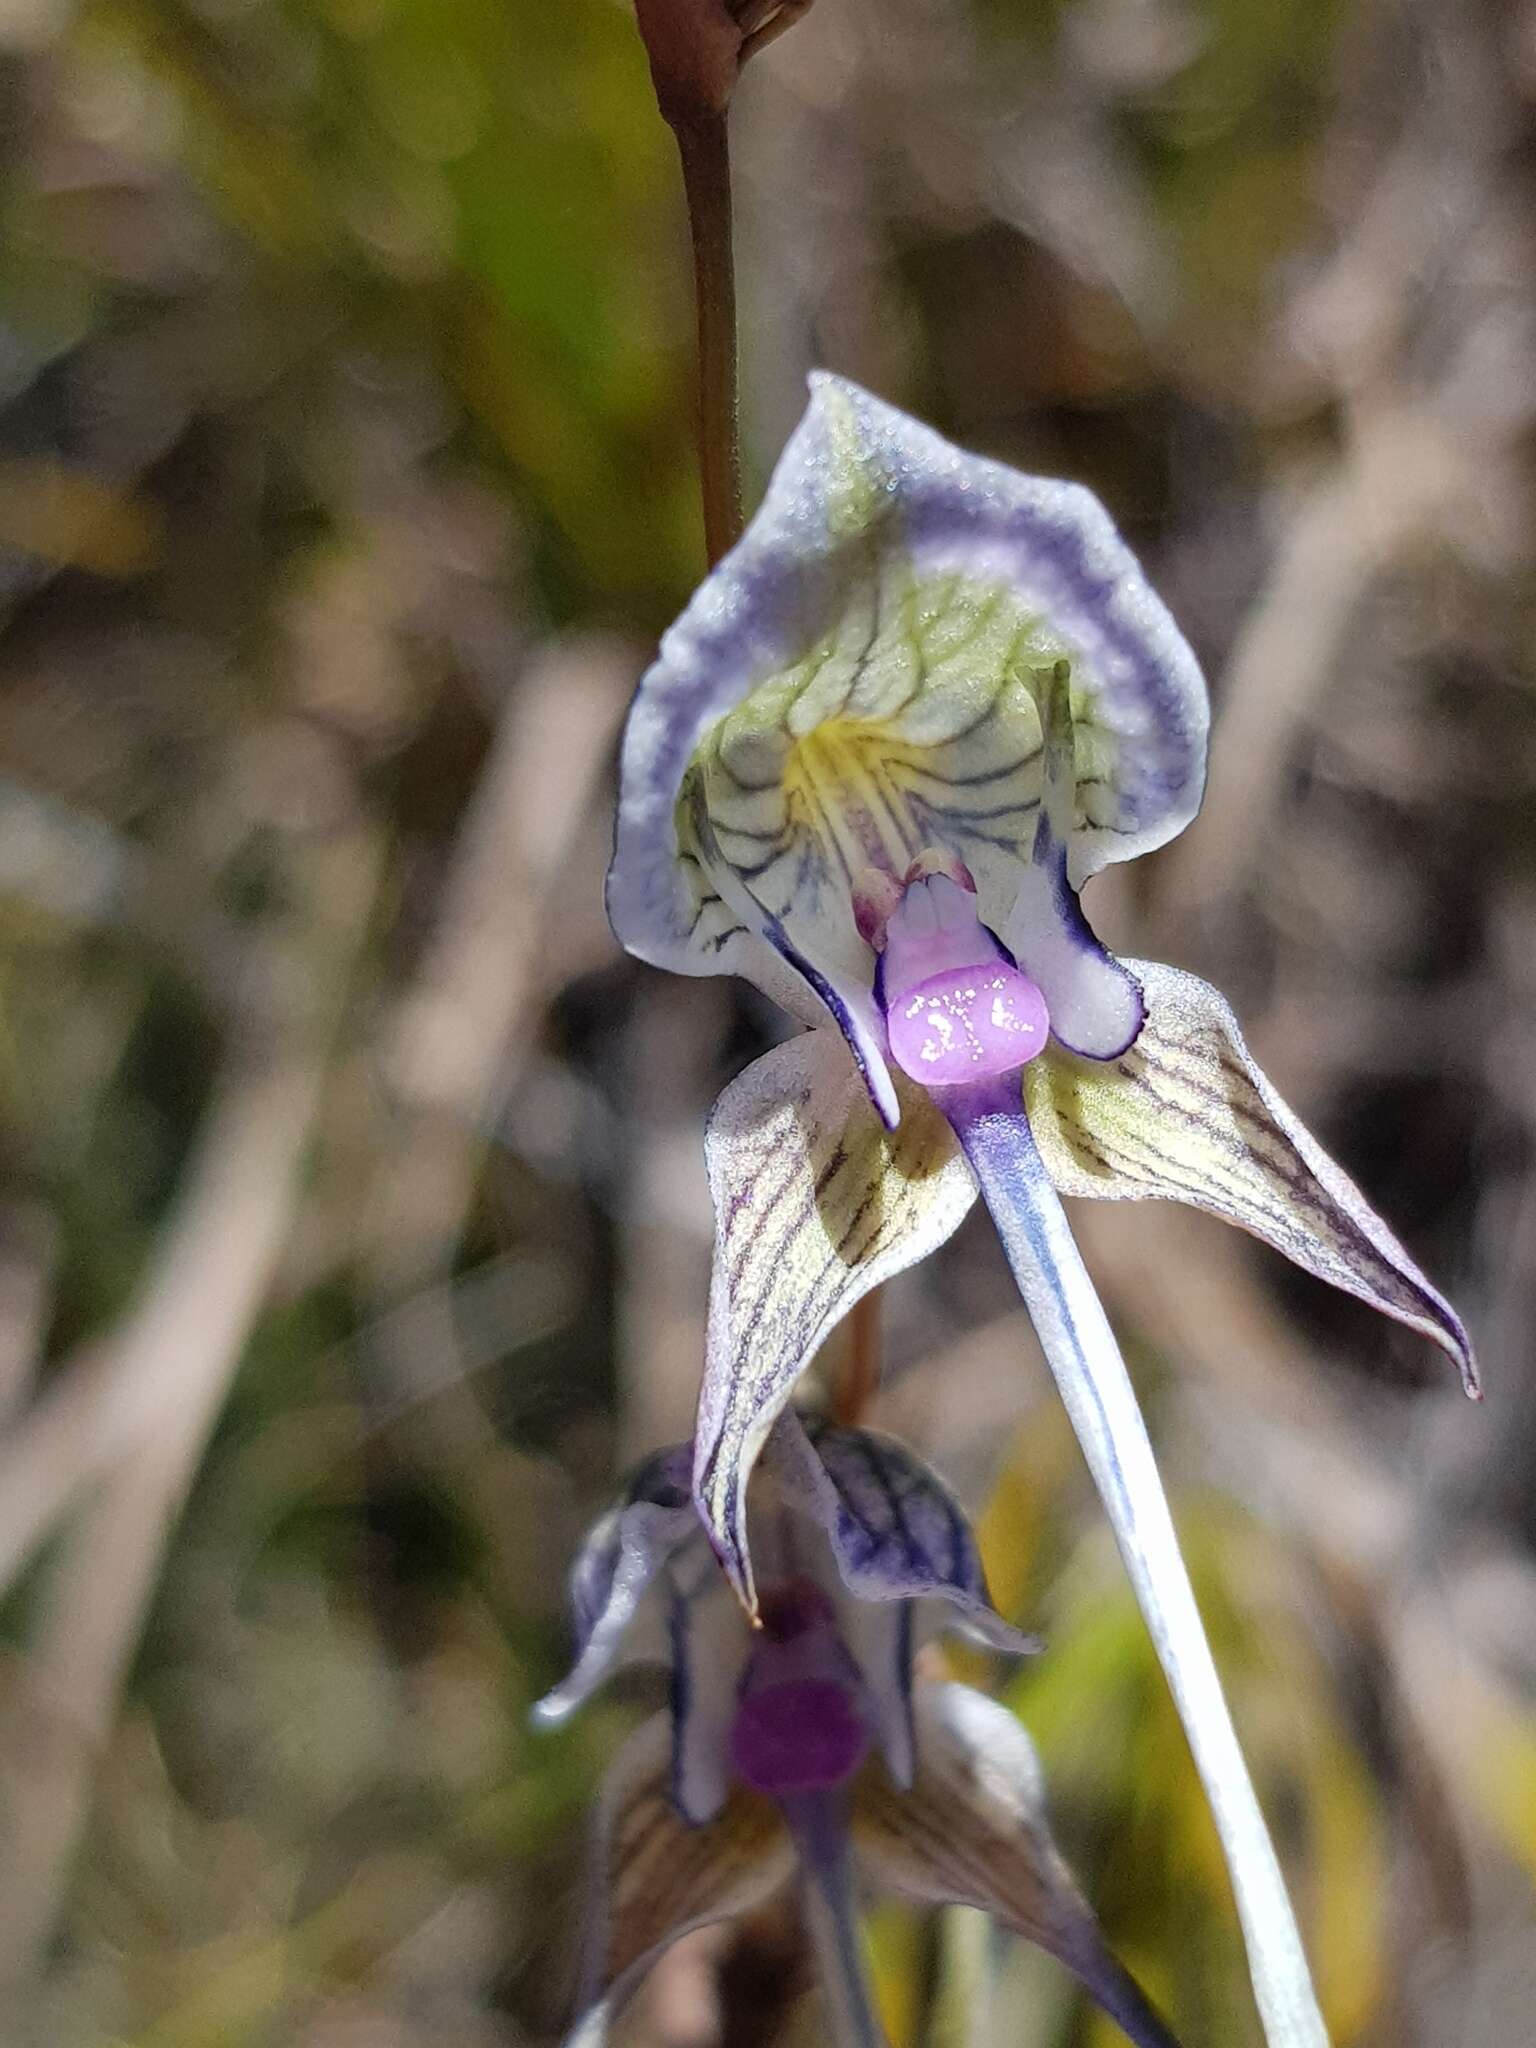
{"left": 538, "top": 1418, "right": 1180, "bottom": 2048}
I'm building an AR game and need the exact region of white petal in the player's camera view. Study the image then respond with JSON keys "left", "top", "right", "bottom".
{"left": 694, "top": 1030, "right": 977, "bottom": 1609}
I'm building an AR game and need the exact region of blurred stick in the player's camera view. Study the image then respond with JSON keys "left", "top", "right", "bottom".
{"left": 1157, "top": 406, "right": 1475, "bottom": 927}
{"left": 1, "top": 1454, "right": 233, "bottom": 1977}
{"left": 365, "top": 637, "right": 629, "bottom": 1268}
{"left": 360, "top": 636, "right": 631, "bottom": 1601}
{"left": 0, "top": 1205, "right": 55, "bottom": 1430}
{"left": 0, "top": 827, "right": 379, "bottom": 1979}
{"left": 0, "top": 881, "right": 361, "bottom": 1596}
{"left": 372, "top": 634, "right": 633, "bottom": 1285}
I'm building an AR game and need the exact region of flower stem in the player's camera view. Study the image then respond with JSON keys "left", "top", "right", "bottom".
{"left": 674, "top": 110, "right": 743, "bottom": 567}
{"left": 833, "top": 1294, "right": 881, "bottom": 1425}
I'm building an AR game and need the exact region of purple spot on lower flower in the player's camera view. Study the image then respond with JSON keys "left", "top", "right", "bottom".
{"left": 730, "top": 1678, "right": 870, "bottom": 1796}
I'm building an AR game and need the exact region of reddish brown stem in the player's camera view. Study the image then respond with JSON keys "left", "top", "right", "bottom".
{"left": 833, "top": 1293, "right": 881, "bottom": 1426}
{"left": 674, "top": 111, "right": 744, "bottom": 567}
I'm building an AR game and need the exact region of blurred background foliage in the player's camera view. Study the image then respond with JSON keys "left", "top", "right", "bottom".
{"left": 1, "top": 0, "right": 1534, "bottom": 2042}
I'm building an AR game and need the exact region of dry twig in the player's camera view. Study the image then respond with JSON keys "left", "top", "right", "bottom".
{"left": 0, "top": 826, "right": 381, "bottom": 1976}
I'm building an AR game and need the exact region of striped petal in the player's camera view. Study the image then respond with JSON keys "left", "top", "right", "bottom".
{"left": 781, "top": 1411, "right": 1034, "bottom": 1653}
{"left": 608, "top": 374, "right": 1208, "bottom": 1118}
{"left": 853, "top": 1682, "right": 1182, "bottom": 2048}
{"left": 770, "top": 1408, "right": 1035, "bottom": 1789}
{"left": 565, "top": 1713, "right": 794, "bottom": 2048}
{"left": 1024, "top": 958, "right": 1477, "bottom": 1393}
{"left": 694, "top": 1029, "right": 977, "bottom": 1610}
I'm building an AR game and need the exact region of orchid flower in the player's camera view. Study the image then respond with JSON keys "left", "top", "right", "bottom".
{"left": 606, "top": 375, "right": 1477, "bottom": 2048}
{"left": 536, "top": 1417, "right": 1182, "bottom": 2048}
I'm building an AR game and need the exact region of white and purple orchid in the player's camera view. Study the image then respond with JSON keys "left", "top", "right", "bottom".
{"left": 605, "top": 375, "right": 1477, "bottom": 2048}
{"left": 536, "top": 1419, "right": 1182, "bottom": 2048}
